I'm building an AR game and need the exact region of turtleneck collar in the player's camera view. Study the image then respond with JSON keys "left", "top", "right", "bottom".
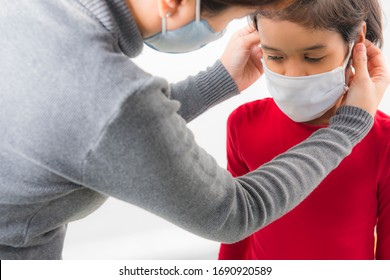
{"left": 77, "top": 0, "right": 144, "bottom": 57}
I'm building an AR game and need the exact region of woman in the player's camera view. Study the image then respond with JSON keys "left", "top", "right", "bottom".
{"left": 0, "top": 0, "right": 388, "bottom": 259}
{"left": 219, "top": 0, "right": 389, "bottom": 259}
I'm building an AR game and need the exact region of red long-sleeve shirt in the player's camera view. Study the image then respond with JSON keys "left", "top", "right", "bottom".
{"left": 219, "top": 98, "right": 390, "bottom": 260}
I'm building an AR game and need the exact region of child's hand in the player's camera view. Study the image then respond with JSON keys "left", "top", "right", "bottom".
{"left": 345, "top": 41, "right": 390, "bottom": 116}
{"left": 220, "top": 25, "right": 263, "bottom": 92}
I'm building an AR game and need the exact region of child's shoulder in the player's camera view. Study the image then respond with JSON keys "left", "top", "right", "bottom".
{"left": 374, "top": 110, "right": 390, "bottom": 139}
{"left": 375, "top": 110, "right": 390, "bottom": 128}
{"left": 228, "top": 97, "right": 274, "bottom": 121}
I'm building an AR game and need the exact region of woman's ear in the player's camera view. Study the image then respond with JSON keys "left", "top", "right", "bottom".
{"left": 157, "top": 0, "right": 178, "bottom": 18}
{"left": 355, "top": 21, "right": 367, "bottom": 44}
{"left": 156, "top": 0, "right": 196, "bottom": 30}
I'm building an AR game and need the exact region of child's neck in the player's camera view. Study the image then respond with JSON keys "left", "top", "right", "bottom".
{"left": 303, "top": 98, "right": 343, "bottom": 126}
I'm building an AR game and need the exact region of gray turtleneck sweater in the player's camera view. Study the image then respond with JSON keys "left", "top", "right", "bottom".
{"left": 0, "top": 0, "right": 373, "bottom": 259}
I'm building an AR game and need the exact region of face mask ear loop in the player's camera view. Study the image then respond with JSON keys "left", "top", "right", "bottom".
{"left": 343, "top": 43, "right": 355, "bottom": 88}
{"left": 344, "top": 43, "right": 355, "bottom": 69}
{"left": 162, "top": 12, "right": 171, "bottom": 36}
{"left": 196, "top": 0, "right": 201, "bottom": 24}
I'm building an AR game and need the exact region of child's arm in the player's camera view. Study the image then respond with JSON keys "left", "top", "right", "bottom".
{"left": 375, "top": 142, "right": 390, "bottom": 259}
{"left": 226, "top": 109, "right": 250, "bottom": 177}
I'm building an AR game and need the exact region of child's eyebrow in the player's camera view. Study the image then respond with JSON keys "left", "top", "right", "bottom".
{"left": 260, "top": 44, "right": 281, "bottom": 52}
{"left": 261, "top": 44, "right": 327, "bottom": 52}
{"left": 302, "top": 44, "right": 327, "bottom": 51}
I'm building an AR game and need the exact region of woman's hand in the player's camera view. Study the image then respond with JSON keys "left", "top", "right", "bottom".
{"left": 345, "top": 41, "right": 390, "bottom": 116}
{"left": 220, "top": 25, "right": 263, "bottom": 92}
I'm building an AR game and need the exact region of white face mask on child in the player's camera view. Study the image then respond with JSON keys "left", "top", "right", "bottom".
{"left": 262, "top": 44, "right": 354, "bottom": 122}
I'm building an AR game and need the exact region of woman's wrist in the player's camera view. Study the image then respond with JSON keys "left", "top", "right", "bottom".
{"left": 329, "top": 106, "right": 374, "bottom": 146}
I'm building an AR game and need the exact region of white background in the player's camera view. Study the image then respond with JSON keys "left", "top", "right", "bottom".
{"left": 63, "top": 1, "right": 390, "bottom": 259}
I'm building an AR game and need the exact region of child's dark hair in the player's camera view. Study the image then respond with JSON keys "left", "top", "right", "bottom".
{"left": 251, "top": 0, "right": 383, "bottom": 48}
{"left": 201, "top": 0, "right": 287, "bottom": 14}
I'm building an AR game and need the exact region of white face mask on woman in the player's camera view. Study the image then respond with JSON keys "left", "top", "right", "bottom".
{"left": 144, "top": 0, "right": 225, "bottom": 53}
{"left": 262, "top": 44, "right": 354, "bottom": 122}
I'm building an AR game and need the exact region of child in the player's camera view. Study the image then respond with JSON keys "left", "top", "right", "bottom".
{"left": 219, "top": 0, "right": 389, "bottom": 259}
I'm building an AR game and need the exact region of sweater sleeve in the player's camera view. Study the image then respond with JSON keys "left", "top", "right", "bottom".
{"left": 169, "top": 60, "right": 239, "bottom": 122}
{"left": 81, "top": 77, "right": 374, "bottom": 243}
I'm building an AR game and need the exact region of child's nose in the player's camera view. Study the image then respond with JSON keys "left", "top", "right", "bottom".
{"left": 283, "top": 61, "right": 307, "bottom": 77}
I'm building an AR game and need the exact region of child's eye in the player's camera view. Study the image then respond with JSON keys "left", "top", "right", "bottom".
{"left": 305, "top": 56, "right": 324, "bottom": 63}
{"left": 267, "top": 55, "right": 284, "bottom": 61}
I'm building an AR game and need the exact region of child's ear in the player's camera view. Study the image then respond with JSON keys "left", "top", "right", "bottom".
{"left": 355, "top": 21, "right": 367, "bottom": 44}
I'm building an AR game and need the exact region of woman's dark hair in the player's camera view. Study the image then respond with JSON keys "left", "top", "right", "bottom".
{"left": 201, "top": 0, "right": 287, "bottom": 14}
{"left": 251, "top": 0, "right": 383, "bottom": 48}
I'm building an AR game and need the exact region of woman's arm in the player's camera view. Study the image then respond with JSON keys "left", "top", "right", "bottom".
{"left": 169, "top": 61, "right": 239, "bottom": 122}
{"left": 82, "top": 77, "right": 373, "bottom": 243}
{"left": 81, "top": 36, "right": 387, "bottom": 244}
{"left": 169, "top": 26, "right": 262, "bottom": 122}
